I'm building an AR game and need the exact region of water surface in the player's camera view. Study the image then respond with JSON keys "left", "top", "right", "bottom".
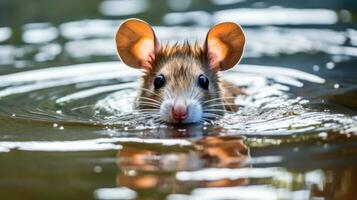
{"left": 0, "top": 0, "right": 357, "bottom": 199}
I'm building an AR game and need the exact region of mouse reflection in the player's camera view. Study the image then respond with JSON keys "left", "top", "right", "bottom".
{"left": 115, "top": 126, "right": 250, "bottom": 191}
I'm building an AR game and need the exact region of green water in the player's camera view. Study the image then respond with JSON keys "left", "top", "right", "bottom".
{"left": 0, "top": 0, "right": 357, "bottom": 199}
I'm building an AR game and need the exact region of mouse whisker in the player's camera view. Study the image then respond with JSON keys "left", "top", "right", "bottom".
{"left": 202, "top": 97, "right": 237, "bottom": 105}
{"left": 147, "top": 116, "right": 164, "bottom": 126}
{"left": 203, "top": 109, "right": 226, "bottom": 112}
{"left": 138, "top": 108, "right": 160, "bottom": 112}
{"left": 136, "top": 113, "right": 159, "bottom": 116}
{"left": 203, "top": 112, "right": 225, "bottom": 118}
{"left": 136, "top": 106, "right": 160, "bottom": 110}
{"left": 164, "top": 88, "right": 174, "bottom": 100}
{"left": 200, "top": 117, "right": 216, "bottom": 123}
{"left": 136, "top": 103, "right": 161, "bottom": 108}
{"left": 136, "top": 100, "right": 161, "bottom": 105}
{"left": 190, "top": 90, "right": 202, "bottom": 101}
{"left": 137, "top": 107, "right": 160, "bottom": 111}
{"left": 203, "top": 112, "right": 224, "bottom": 117}
{"left": 136, "top": 96, "right": 162, "bottom": 103}
{"left": 138, "top": 87, "right": 163, "bottom": 100}
{"left": 204, "top": 109, "right": 235, "bottom": 115}
{"left": 204, "top": 103, "right": 238, "bottom": 108}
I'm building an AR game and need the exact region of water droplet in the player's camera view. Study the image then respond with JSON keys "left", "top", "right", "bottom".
{"left": 53, "top": 123, "right": 58, "bottom": 128}
{"left": 326, "top": 62, "right": 335, "bottom": 70}
{"left": 124, "top": 127, "right": 128, "bottom": 131}
{"left": 312, "top": 65, "right": 320, "bottom": 72}
{"left": 334, "top": 84, "right": 340, "bottom": 89}
{"left": 11, "top": 113, "right": 16, "bottom": 117}
{"left": 59, "top": 126, "right": 64, "bottom": 130}
{"left": 94, "top": 166, "right": 102, "bottom": 173}
{"left": 56, "top": 110, "right": 62, "bottom": 114}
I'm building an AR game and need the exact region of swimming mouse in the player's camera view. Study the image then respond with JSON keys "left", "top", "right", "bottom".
{"left": 115, "top": 19, "right": 245, "bottom": 124}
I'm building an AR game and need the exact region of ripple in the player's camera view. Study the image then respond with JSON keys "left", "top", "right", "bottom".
{"left": 94, "top": 187, "right": 137, "bottom": 200}
{"left": 0, "top": 138, "right": 123, "bottom": 152}
{"left": 0, "top": 61, "right": 355, "bottom": 135}
{"left": 0, "top": 137, "right": 192, "bottom": 152}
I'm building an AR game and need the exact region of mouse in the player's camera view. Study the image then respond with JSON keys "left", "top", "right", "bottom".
{"left": 115, "top": 18, "right": 245, "bottom": 124}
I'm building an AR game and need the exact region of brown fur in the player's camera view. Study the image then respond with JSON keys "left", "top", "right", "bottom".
{"left": 136, "top": 42, "right": 242, "bottom": 118}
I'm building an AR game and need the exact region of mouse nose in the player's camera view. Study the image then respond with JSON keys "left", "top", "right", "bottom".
{"left": 172, "top": 100, "right": 188, "bottom": 122}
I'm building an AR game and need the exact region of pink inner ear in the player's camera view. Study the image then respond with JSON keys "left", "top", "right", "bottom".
{"left": 132, "top": 37, "right": 156, "bottom": 69}
{"left": 207, "top": 38, "right": 228, "bottom": 70}
{"left": 208, "top": 51, "right": 219, "bottom": 69}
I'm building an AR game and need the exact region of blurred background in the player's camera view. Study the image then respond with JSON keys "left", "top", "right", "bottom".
{"left": 0, "top": 0, "right": 356, "bottom": 71}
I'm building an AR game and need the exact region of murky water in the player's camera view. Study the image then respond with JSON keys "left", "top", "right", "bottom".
{"left": 1, "top": 0, "right": 357, "bottom": 199}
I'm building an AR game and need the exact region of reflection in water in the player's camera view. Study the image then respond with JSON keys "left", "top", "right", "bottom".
{"left": 311, "top": 167, "right": 357, "bottom": 200}
{"left": 114, "top": 129, "right": 249, "bottom": 199}
{"left": 90, "top": 128, "right": 357, "bottom": 200}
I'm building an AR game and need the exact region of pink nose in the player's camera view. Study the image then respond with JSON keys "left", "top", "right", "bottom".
{"left": 172, "top": 101, "right": 188, "bottom": 122}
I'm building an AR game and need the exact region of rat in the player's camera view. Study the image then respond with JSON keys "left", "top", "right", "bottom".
{"left": 115, "top": 19, "right": 245, "bottom": 124}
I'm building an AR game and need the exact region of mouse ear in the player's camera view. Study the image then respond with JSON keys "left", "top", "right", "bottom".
{"left": 115, "top": 19, "right": 160, "bottom": 70}
{"left": 204, "top": 22, "right": 245, "bottom": 71}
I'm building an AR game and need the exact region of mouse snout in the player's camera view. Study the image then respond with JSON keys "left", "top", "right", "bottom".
{"left": 171, "top": 99, "right": 188, "bottom": 122}
{"left": 160, "top": 95, "right": 202, "bottom": 124}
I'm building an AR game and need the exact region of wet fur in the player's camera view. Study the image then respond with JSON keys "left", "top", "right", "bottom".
{"left": 136, "top": 42, "right": 242, "bottom": 121}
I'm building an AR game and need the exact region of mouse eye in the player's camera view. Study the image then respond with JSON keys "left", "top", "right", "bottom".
{"left": 154, "top": 74, "right": 166, "bottom": 89}
{"left": 198, "top": 74, "right": 209, "bottom": 90}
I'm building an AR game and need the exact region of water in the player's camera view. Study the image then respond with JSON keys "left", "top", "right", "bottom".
{"left": 1, "top": 0, "right": 357, "bottom": 199}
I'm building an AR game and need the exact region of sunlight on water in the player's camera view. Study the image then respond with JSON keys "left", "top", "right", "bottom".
{"left": 100, "top": 0, "right": 149, "bottom": 16}
{"left": 95, "top": 187, "right": 137, "bottom": 200}
{"left": 164, "top": 8, "right": 338, "bottom": 26}
{"left": 0, "top": 138, "right": 122, "bottom": 152}
{"left": 22, "top": 23, "right": 58, "bottom": 44}
{"left": 0, "top": 27, "right": 12, "bottom": 42}
{"left": 214, "top": 8, "right": 338, "bottom": 25}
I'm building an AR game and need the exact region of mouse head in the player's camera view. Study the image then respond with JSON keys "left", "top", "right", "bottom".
{"left": 115, "top": 19, "right": 245, "bottom": 124}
